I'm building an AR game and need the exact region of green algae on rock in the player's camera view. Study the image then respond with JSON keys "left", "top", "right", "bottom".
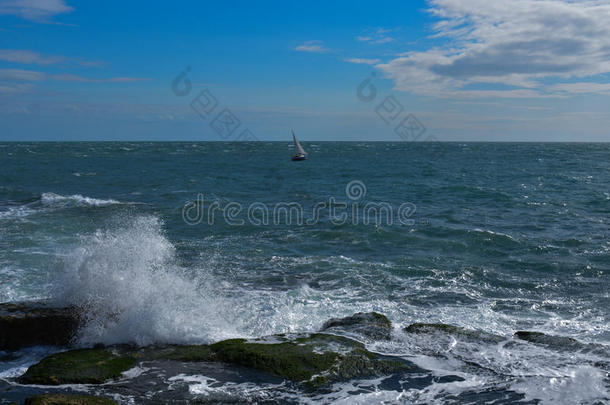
{"left": 405, "top": 323, "right": 504, "bottom": 343}
{"left": 210, "top": 333, "right": 412, "bottom": 388}
{"left": 320, "top": 312, "right": 393, "bottom": 340}
{"left": 20, "top": 335, "right": 411, "bottom": 389}
{"left": 24, "top": 393, "right": 117, "bottom": 405}
{"left": 19, "top": 348, "right": 136, "bottom": 385}
{"left": 210, "top": 336, "right": 338, "bottom": 382}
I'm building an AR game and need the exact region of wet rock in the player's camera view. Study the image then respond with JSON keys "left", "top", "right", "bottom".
{"left": 20, "top": 334, "right": 412, "bottom": 389}
{"left": 0, "top": 301, "right": 80, "bottom": 350}
{"left": 24, "top": 393, "right": 116, "bottom": 405}
{"left": 514, "top": 331, "right": 580, "bottom": 348}
{"left": 19, "top": 348, "right": 136, "bottom": 385}
{"left": 405, "top": 323, "right": 504, "bottom": 343}
{"left": 320, "top": 312, "right": 393, "bottom": 340}
{"left": 514, "top": 331, "right": 610, "bottom": 358}
{"left": 17, "top": 318, "right": 419, "bottom": 391}
{"left": 209, "top": 333, "right": 412, "bottom": 388}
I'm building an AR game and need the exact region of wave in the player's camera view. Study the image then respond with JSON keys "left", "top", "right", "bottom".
{"left": 470, "top": 228, "right": 518, "bottom": 242}
{"left": 47, "top": 216, "right": 401, "bottom": 346}
{"left": 52, "top": 214, "right": 238, "bottom": 346}
{"left": 0, "top": 193, "right": 126, "bottom": 221}
{"left": 40, "top": 192, "right": 121, "bottom": 208}
{"left": 0, "top": 206, "right": 37, "bottom": 220}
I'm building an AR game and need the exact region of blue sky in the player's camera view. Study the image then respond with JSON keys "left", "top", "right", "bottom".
{"left": 0, "top": 0, "right": 609, "bottom": 141}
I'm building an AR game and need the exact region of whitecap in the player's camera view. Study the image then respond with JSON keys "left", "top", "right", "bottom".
{"left": 41, "top": 192, "right": 121, "bottom": 207}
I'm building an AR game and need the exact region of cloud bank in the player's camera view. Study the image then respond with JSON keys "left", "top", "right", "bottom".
{"left": 377, "top": 0, "right": 610, "bottom": 98}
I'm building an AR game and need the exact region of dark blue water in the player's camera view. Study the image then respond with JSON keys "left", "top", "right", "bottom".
{"left": 1, "top": 142, "right": 609, "bottom": 404}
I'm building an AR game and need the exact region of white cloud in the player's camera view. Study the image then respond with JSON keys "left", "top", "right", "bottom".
{"left": 378, "top": 0, "right": 610, "bottom": 98}
{"left": 51, "top": 74, "right": 148, "bottom": 83}
{"left": 0, "top": 49, "right": 100, "bottom": 66}
{"left": 0, "top": 0, "right": 73, "bottom": 22}
{"left": 345, "top": 58, "right": 381, "bottom": 65}
{"left": 0, "top": 68, "right": 47, "bottom": 81}
{"left": 0, "top": 49, "right": 63, "bottom": 65}
{"left": 356, "top": 28, "right": 395, "bottom": 44}
{"left": 0, "top": 82, "right": 34, "bottom": 94}
{"left": 547, "top": 82, "right": 610, "bottom": 94}
{"left": 294, "top": 40, "right": 329, "bottom": 53}
{"left": 0, "top": 68, "right": 148, "bottom": 84}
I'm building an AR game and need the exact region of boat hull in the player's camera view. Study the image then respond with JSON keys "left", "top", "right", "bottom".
{"left": 291, "top": 155, "right": 307, "bottom": 161}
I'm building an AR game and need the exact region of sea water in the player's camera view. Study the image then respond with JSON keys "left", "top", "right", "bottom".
{"left": 0, "top": 142, "right": 608, "bottom": 404}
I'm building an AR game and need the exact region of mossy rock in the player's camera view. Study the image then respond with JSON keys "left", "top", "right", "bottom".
{"left": 0, "top": 301, "right": 80, "bottom": 350}
{"left": 20, "top": 334, "right": 413, "bottom": 389}
{"left": 321, "top": 312, "right": 393, "bottom": 340}
{"left": 210, "top": 336, "right": 338, "bottom": 382}
{"left": 24, "top": 393, "right": 116, "bottom": 405}
{"left": 210, "top": 333, "right": 412, "bottom": 388}
{"left": 19, "top": 348, "right": 136, "bottom": 385}
{"left": 405, "top": 323, "right": 504, "bottom": 343}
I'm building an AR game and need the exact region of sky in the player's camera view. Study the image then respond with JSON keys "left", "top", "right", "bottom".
{"left": 0, "top": 0, "right": 609, "bottom": 141}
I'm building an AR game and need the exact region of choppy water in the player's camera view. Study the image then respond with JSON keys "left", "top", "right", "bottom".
{"left": 0, "top": 142, "right": 609, "bottom": 404}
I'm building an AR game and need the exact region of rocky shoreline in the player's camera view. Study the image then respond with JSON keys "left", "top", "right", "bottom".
{"left": 1, "top": 301, "right": 607, "bottom": 404}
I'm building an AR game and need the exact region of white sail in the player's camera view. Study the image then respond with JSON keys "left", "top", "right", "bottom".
{"left": 292, "top": 130, "right": 306, "bottom": 155}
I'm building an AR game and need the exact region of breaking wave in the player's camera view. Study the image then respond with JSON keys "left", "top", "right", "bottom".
{"left": 40, "top": 192, "right": 121, "bottom": 207}
{"left": 52, "top": 214, "right": 238, "bottom": 346}
{"left": 0, "top": 192, "right": 126, "bottom": 221}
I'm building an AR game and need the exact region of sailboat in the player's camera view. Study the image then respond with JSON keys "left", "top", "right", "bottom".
{"left": 291, "top": 130, "right": 307, "bottom": 161}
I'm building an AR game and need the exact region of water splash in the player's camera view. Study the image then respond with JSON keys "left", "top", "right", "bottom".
{"left": 52, "top": 214, "right": 237, "bottom": 346}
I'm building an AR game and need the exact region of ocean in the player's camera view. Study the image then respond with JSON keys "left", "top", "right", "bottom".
{"left": 0, "top": 141, "right": 609, "bottom": 404}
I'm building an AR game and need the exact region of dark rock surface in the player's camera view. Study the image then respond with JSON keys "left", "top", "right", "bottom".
{"left": 24, "top": 393, "right": 117, "bottom": 405}
{"left": 405, "top": 322, "right": 504, "bottom": 343}
{"left": 320, "top": 312, "right": 393, "bottom": 340}
{"left": 0, "top": 301, "right": 80, "bottom": 350}
{"left": 514, "top": 331, "right": 580, "bottom": 347}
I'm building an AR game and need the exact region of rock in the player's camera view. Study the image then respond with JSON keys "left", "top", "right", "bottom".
{"left": 209, "top": 333, "right": 412, "bottom": 388}
{"left": 514, "top": 331, "right": 580, "bottom": 348}
{"left": 320, "top": 312, "right": 393, "bottom": 340}
{"left": 19, "top": 347, "right": 136, "bottom": 385}
{"left": 20, "top": 334, "right": 412, "bottom": 389}
{"left": 405, "top": 323, "right": 504, "bottom": 343}
{"left": 24, "top": 393, "right": 116, "bottom": 405}
{"left": 511, "top": 331, "right": 610, "bottom": 358}
{"left": 0, "top": 301, "right": 80, "bottom": 350}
